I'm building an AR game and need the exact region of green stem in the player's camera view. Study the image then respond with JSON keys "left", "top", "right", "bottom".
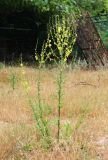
{"left": 37, "top": 66, "right": 42, "bottom": 118}
{"left": 57, "top": 65, "right": 63, "bottom": 142}
{"left": 37, "top": 65, "right": 50, "bottom": 138}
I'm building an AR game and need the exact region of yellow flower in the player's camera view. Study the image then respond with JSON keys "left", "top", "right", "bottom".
{"left": 35, "top": 55, "right": 38, "bottom": 61}
{"left": 58, "top": 47, "right": 62, "bottom": 52}
{"left": 64, "top": 57, "right": 67, "bottom": 62}
{"left": 20, "top": 63, "right": 23, "bottom": 67}
{"left": 58, "top": 27, "right": 61, "bottom": 33}
{"left": 49, "top": 44, "right": 51, "bottom": 47}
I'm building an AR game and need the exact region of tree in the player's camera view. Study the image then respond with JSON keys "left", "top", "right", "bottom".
{"left": 30, "top": 0, "right": 78, "bottom": 13}
{"left": 75, "top": 0, "right": 108, "bottom": 16}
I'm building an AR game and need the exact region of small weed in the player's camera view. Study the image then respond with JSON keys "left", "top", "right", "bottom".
{"left": 9, "top": 73, "right": 18, "bottom": 90}
{"left": 61, "top": 121, "right": 72, "bottom": 139}
{"left": 80, "top": 142, "right": 91, "bottom": 160}
{"left": 23, "top": 143, "right": 32, "bottom": 152}
{"left": 0, "top": 62, "right": 5, "bottom": 69}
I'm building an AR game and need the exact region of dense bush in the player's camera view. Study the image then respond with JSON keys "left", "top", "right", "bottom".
{"left": 0, "top": 0, "right": 108, "bottom": 62}
{"left": 76, "top": 0, "right": 108, "bottom": 16}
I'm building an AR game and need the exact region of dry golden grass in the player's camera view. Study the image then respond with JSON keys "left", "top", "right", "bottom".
{"left": 0, "top": 66, "right": 108, "bottom": 159}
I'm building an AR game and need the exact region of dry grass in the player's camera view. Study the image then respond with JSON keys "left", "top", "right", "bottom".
{"left": 0, "top": 66, "right": 108, "bottom": 159}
